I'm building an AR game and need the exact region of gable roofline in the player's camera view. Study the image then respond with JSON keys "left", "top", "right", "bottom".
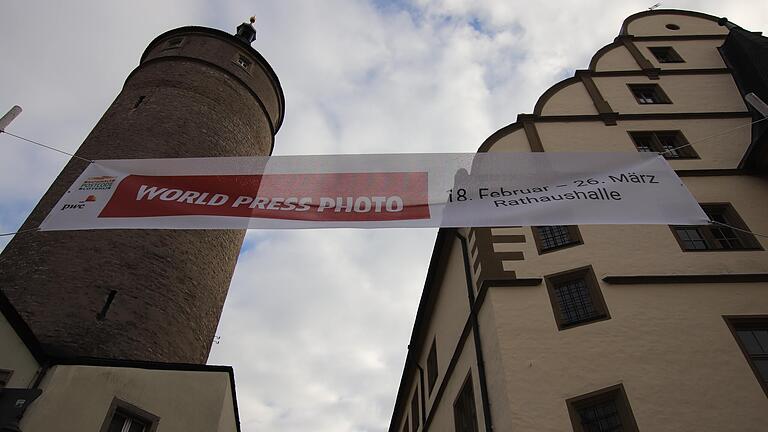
{"left": 479, "top": 9, "right": 732, "bottom": 153}
{"left": 620, "top": 9, "right": 722, "bottom": 35}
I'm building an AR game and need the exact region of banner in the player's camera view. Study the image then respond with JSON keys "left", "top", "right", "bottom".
{"left": 39, "top": 152, "right": 708, "bottom": 230}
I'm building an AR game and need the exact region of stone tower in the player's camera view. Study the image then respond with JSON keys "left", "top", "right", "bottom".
{"left": 0, "top": 23, "right": 284, "bottom": 364}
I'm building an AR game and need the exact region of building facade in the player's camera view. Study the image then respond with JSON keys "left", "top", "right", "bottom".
{"left": 0, "top": 21, "right": 284, "bottom": 431}
{"left": 390, "top": 10, "right": 768, "bottom": 432}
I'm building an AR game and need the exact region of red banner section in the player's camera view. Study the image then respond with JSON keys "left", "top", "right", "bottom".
{"left": 99, "top": 172, "right": 430, "bottom": 222}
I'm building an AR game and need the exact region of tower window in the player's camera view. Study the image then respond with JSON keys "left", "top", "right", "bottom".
{"left": 533, "top": 226, "right": 582, "bottom": 254}
{"left": 132, "top": 96, "right": 146, "bottom": 110}
{"left": 235, "top": 54, "right": 252, "bottom": 70}
{"left": 648, "top": 46, "right": 684, "bottom": 63}
{"left": 427, "top": 339, "right": 438, "bottom": 394}
{"left": 453, "top": 373, "right": 478, "bottom": 432}
{"left": 628, "top": 131, "right": 697, "bottom": 159}
{"left": 162, "top": 37, "right": 185, "bottom": 50}
{"left": 672, "top": 204, "right": 762, "bottom": 251}
{"left": 628, "top": 84, "right": 671, "bottom": 104}
{"left": 566, "top": 384, "right": 639, "bottom": 432}
{"left": 0, "top": 369, "right": 13, "bottom": 388}
{"left": 725, "top": 316, "right": 768, "bottom": 397}
{"left": 666, "top": 23, "right": 681, "bottom": 30}
{"left": 545, "top": 266, "right": 609, "bottom": 330}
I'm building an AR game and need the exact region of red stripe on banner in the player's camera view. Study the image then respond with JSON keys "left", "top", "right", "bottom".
{"left": 98, "top": 173, "right": 430, "bottom": 222}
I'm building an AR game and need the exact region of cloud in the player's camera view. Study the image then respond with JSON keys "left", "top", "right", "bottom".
{"left": 209, "top": 229, "right": 436, "bottom": 431}
{"left": 2, "top": 1, "right": 768, "bottom": 431}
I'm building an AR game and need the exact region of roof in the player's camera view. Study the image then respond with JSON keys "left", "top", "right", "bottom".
{"left": 619, "top": 9, "right": 722, "bottom": 35}
{"left": 140, "top": 25, "right": 286, "bottom": 134}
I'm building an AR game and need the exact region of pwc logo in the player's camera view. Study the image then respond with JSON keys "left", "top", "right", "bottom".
{"left": 60, "top": 195, "right": 96, "bottom": 211}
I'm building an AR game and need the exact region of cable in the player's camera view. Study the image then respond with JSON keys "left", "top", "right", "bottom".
{"left": 0, "top": 130, "right": 95, "bottom": 164}
{"left": 708, "top": 220, "right": 768, "bottom": 239}
{"left": 659, "top": 115, "right": 768, "bottom": 155}
{"left": 0, "top": 227, "right": 40, "bottom": 237}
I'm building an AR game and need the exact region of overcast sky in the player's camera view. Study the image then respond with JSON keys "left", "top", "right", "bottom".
{"left": 2, "top": 1, "right": 768, "bottom": 431}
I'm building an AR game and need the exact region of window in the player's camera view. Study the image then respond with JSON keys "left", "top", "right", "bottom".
{"left": 628, "top": 84, "right": 671, "bottom": 104}
{"left": 666, "top": 23, "right": 680, "bottom": 30}
{"left": 411, "top": 388, "right": 420, "bottom": 431}
{"left": 427, "top": 339, "right": 438, "bottom": 394}
{"left": 533, "top": 226, "right": 582, "bottom": 253}
{"left": 566, "top": 384, "right": 639, "bottom": 432}
{"left": 402, "top": 415, "right": 410, "bottom": 432}
{"left": 99, "top": 398, "right": 159, "bottom": 432}
{"left": 453, "top": 373, "right": 478, "bottom": 432}
{"left": 162, "top": 37, "right": 184, "bottom": 50}
{"left": 0, "top": 369, "right": 12, "bottom": 388}
{"left": 726, "top": 317, "right": 768, "bottom": 396}
{"left": 672, "top": 204, "right": 762, "bottom": 251}
{"left": 545, "top": 266, "right": 609, "bottom": 330}
{"left": 628, "top": 131, "right": 697, "bottom": 159}
{"left": 235, "top": 54, "right": 251, "bottom": 70}
{"left": 648, "top": 46, "right": 684, "bottom": 63}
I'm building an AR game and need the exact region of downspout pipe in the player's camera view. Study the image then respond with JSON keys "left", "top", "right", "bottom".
{"left": 456, "top": 232, "right": 493, "bottom": 432}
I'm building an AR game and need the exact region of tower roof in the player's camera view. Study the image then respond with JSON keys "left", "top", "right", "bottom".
{"left": 236, "top": 17, "right": 257, "bottom": 44}
{"left": 140, "top": 25, "right": 285, "bottom": 134}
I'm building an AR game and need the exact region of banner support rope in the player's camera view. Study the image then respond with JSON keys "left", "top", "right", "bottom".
{"left": 708, "top": 220, "right": 768, "bottom": 240}
{"left": 0, "top": 227, "right": 41, "bottom": 237}
{"left": 659, "top": 116, "right": 768, "bottom": 156}
{"left": 0, "top": 130, "right": 95, "bottom": 164}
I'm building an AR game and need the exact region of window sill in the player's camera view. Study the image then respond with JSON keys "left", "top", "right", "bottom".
{"left": 679, "top": 247, "right": 764, "bottom": 252}
{"left": 602, "top": 273, "right": 768, "bottom": 284}
{"left": 538, "top": 241, "right": 584, "bottom": 255}
{"left": 558, "top": 314, "right": 610, "bottom": 331}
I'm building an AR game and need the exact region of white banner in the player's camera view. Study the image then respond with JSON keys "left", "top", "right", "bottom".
{"left": 39, "top": 152, "right": 708, "bottom": 230}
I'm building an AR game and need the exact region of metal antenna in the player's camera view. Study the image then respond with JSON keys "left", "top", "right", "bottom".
{"left": 0, "top": 105, "right": 22, "bottom": 132}
{"left": 745, "top": 93, "right": 768, "bottom": 118}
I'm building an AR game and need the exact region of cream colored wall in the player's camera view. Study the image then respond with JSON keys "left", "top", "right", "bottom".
{"left": 487, "top": 128, "right": 530, "bottom": 152}
{"left": 424, "top": 332, "right": 485, "bottom": 432}
{"left": 593, "top": 45, "right": 638, "bottom": 71}
{"left": 419, "top": 236, "right": 471, "bottom": 416}
{"left": 492, "top": 175, "right": 768, "bottom": 280}
{"left": 531, "top": 118, "right": 752, "bottom": 170}
{"left": 636, "top": 39, "right": 727, "bottom": 69}
{"left": 488, "top": 280, "right": 768, "bottom": 432}
{"left": 626, "top": 14, "right": 728, "bottom": 37}
{"left": 0, "top": 312, "right": 39, "bottom": 388}
{"left": 479, "top": 173, "right": 768, "bottom": 425}
{"left": 595, "top": 74, "right": 746, "bottom": 114}
{"left": 21, "top": 365, "right": 237, "bottom": 432}
{"left": 540, "top": 81, "right": 598, "bottom": 115}
{"left": 476, "top": 289, "right": 513, "bottom": 432}
{"left": 216, "top": 378, "right": 238, "bottom": 432}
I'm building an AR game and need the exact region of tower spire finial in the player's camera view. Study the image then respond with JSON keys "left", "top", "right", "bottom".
{"left": 235, "top": 16, "right": 257, "bottom": 44}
